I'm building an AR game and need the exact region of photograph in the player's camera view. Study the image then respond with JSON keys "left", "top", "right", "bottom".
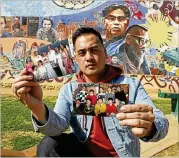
{"left": 72, "top": 83, "right": 129, "bottom": 117}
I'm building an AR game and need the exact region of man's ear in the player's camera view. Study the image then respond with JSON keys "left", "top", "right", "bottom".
{"left": 125, "top": 34, "right": 131, "bottom": 45}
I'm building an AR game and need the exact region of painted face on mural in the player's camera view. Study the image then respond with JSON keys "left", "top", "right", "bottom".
{"left": 42, "top": 20, "right": 52, "bottom": 32}
{"left": 104, "top": 9, "right": 129, "bottom": 38}
{"left": 0, "top": 17, "right": 6, "bottom": 34}
{"left": 126, "top": 28, "right": 149, "bottom": 58}
{"left": 74, "top": 34, "right": 106, "bottom": 77}
{"left": 111, "top": 56, "right": 118, "bottom": 64}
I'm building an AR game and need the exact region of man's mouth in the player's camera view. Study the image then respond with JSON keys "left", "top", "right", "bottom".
{"left": 112, "top": 27, "right": 121, "bottom": 31}
{"left": 86, "top": 63, "right": 96, "bottom": 68}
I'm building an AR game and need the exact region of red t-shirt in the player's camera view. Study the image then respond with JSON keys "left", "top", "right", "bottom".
{"left": 106, "top": 104, "right": 118, "bottom": 116}
{"left": 87, "top": 116, "right": 119, "bottom": 157}
{"left": 86, "top": 95, "right": 97, "bottom": 105}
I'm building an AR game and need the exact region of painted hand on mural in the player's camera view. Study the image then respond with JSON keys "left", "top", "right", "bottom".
{"left": 116, "top": 104, "right": 155, "bottom": 138}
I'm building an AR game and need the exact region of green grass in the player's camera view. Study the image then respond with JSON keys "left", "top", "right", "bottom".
{"left": 1, "top": 95, "right": 57, "bottom": 150}
{"left": 1, "top": 95, "right": 172, "bottom": 151}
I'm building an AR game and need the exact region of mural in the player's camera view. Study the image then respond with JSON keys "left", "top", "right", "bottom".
{"left": 0, "top": 0, "right": 179, "bottom": 92}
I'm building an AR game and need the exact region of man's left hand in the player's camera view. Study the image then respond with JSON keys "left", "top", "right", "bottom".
{"left": 116, "top": 104, "right": 155, "bottom": 138}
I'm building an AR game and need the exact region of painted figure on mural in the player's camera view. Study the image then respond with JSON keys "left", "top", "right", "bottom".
{"left": 117, "top": 25, "right": 151, "bottom": 74}
{"left": 56, "top": 21, "right": 69, "bottom": 41}
{"left": 36, "top": 18, "right": 59, "bottom": 43}
{"left": 102, "top": 4, "right": 130, "bottom": 53}
{"left": 9, "top": 16, "right": 26, "bottom": 37}
{"left": 0, "top": 16, "right": 12, "bottom": 38}
{"left": 102, "top": 4, "right": 151, "bottom": 75}
{"left": 12, "top": 39, "right": 27, "bottom": 59}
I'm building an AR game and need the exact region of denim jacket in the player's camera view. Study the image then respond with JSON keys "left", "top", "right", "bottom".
{"left": 32, "top": 75, "right": 169, "bottom": 157}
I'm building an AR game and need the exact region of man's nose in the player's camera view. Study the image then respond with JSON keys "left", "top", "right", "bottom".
{"left": 85, "top": 51, "right": 93, "bottom": 61}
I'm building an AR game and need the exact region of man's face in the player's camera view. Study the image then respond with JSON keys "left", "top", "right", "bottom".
{"left": 0, "top": 17, "right": 5, "bottom": 34}
{"left": 90, "top": 91, "right": 94, "bottom": 96}
{"left": 104, "top": 9, "right": 129, "bottom": 38}
{"left": 98, "top": 99, "right": 103, "bottom": 104}
{"left": 127, "top": 30, "right": 149, "bottom": 58}
{"left": 42, "top": 20, "right": 52, "bottom": 32}
{"left": 74, "top": 34, "right": 106, "bottom": 77}
{"left": 111, "top": 56, "right": 118, "bottom": 64}
{"left": 14, "top": 17, "right": 20, "bottom": 24}
{"left": 86, "top": 100, "right": 91, "bottom": 106}
{"left": 108, "top": 100, "right": 113, "bottom": 104}
{"left": 100, "top": 88, "right": 103, "bottom": 93}
{"left": 38, "top": 62, "right": 42, "bottom": 66}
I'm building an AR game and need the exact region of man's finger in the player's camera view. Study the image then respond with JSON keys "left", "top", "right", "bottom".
{"left": 131, "top": 127, "right": 148, "bottom": 137}
{"left": 120, "top": 104, "right": 153, "bottom": 113}
{"left": 12, "top": 81, "right": 38, "bottom": 97}
{"left": 13, "top": 75, "right": 34, "bottom": 84}
{"left": 119, "top": 119, "right": 152, "bottom": 129}
{"left": 116, "top": 112, "right": 155, "bottom": 121}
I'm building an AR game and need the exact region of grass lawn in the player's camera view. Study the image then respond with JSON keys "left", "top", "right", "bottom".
{"left": 1, "top": 95, "right": 173, "bottom": 152}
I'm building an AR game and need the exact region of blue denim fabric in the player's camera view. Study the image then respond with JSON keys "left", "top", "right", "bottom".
{"left": 32, "top": 75, "right": 169, "bottom": 157}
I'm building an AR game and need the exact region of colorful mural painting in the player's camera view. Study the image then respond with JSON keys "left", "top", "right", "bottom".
{"left": 0, "top": 0, "right": 179, "bottom": 90}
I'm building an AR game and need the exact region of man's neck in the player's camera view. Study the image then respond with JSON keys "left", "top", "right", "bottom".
{"left": 84, "top": 70, "right": 105, "bottom": 83}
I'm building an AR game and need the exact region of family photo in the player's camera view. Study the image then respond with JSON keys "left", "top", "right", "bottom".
{"left": 72, "top": 83, "right": 129, "bottom": 116}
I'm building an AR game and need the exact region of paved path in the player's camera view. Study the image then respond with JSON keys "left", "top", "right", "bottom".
{"left": 140, "top": 114, "right": 179, "bottom": 157}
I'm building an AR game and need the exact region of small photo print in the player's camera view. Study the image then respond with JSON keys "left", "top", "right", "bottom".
{"left": 26, "top": 40, "right": 76, "bottom": 81}
{"left": 72, "top": 83, "right": 129, "bottom": 117}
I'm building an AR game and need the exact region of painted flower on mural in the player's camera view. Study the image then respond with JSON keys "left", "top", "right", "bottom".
{"left": 53, "top": 0, "right": 94, "bottom": 9}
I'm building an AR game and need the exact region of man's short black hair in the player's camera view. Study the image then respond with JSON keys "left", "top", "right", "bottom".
{"left": 127, "top": 25, "right": 148, "bottom": 34}
{"left": 86, "top": 98, "right": 92, "bottom": 102}
{"left": 72, "top": 27, "right": 103, "bottom": 46}
{"left": 42, "top": 18, "right": 53, "bottom": 26}
{"left": 97, "top": 98, "right": 103, "bottom": 101}
{"left": 108, "top": 98, "right": 113, "bottom": 101}
{"left": 89, "top": 89, "right": 94, "bottom": 93}
{"left": 102, "top": 4, "right": 130, "bottom": 18}
{"left": 32, "top": 65, "right": 37, "bottom": 70}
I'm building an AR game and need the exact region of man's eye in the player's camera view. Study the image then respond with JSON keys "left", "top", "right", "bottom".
{"left": 78, "top": 51, "right": 85, "bottom": 56}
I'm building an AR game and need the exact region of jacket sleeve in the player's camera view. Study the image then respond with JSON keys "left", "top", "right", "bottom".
{"left": 134, "top": 80, "right": 169, "bottom": 142}
{"left": 32, "top": 84, "right": 71, "bottom": 136}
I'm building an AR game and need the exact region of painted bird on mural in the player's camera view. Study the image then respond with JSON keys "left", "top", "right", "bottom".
{"left": 125, "top": 0, "right": 143, "bottom": 20}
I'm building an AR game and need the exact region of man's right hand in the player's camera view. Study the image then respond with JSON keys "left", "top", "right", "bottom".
{"left": 12, "top": 69, "right": 47, "bottom": 122}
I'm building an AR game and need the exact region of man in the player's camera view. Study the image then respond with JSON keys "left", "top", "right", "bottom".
{"left": 109, "top": 55, "right": 123, "bottom": 69}
{"left": 12, "top": 27, "right": 168, "bottom": 157}
{"left": 86, "top": 89, "right": 97, "bottom": 105}
{"left": 10, "top": 16, "right": 26, "bottom": 37}
{"left": 73, "top": 99, "right": 84, "bottom": 115}
{"left": 103, "top": 4, "right": 150, "bottom": 75}
{"left": 0, "top": 16, "right": 12, "bottom": 38}
{"left": 94, "top": 98, "right": 107, "bottom": 117}
{"left": 117, "top": 25, "right": 151, "bottom": 74}
{"left": 102, "top": 4, "right": 130, "bottom": 56}
{"left": 36, "top": 18, "right": 59, "bottom": 43}
{"left": 84, "top": 98, "right": 95, "bottom": 115}
{"left": 105, "top": 98, "right": 118, "bottom": 116}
